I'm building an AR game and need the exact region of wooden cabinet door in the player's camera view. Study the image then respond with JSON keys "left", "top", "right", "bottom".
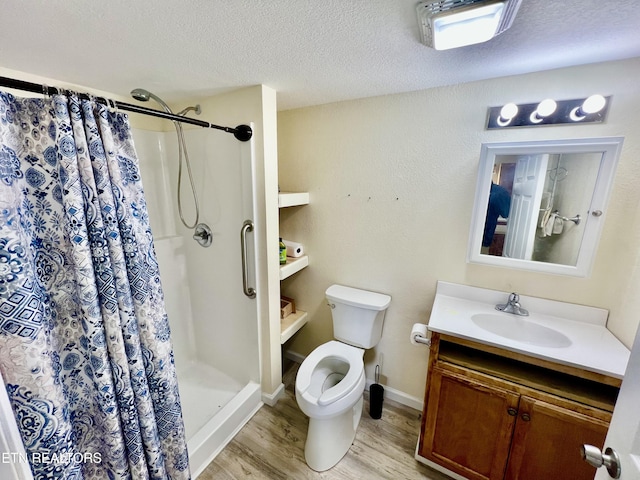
{"left": 505, "top": 396, "right": 609, "bottom": 480}
{"left": 420, "top": 367, "right": 520, "bottom": 480}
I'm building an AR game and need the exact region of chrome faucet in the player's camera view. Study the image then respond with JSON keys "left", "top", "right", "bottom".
{"left": 496, "top": 292, "right": 529, "bottom": 316}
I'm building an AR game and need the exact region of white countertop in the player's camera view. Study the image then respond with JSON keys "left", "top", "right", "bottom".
{"left": 427, "top": 282, "right": 630, "bottom": 379}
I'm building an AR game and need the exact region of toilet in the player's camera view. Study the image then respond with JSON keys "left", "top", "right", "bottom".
{"left": 295, "top": 284, "right": 391, "bottom": 471}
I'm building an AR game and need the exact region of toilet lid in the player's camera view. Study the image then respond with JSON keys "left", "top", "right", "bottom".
{"left": 296, "top": 341, "right": 364, "bottom": 407}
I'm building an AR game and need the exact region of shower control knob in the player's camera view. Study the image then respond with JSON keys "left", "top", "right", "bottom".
{"left": 193, "top": 223, "right": 212, "bottom": 247}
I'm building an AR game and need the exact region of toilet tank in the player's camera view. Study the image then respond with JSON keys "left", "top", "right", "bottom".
{"left": 325, "top": 284, "right": 391, "bottom": 349}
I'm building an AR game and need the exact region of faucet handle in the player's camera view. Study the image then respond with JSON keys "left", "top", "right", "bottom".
{"left": 509, "top": 292, "right": 519, "bottom": 303}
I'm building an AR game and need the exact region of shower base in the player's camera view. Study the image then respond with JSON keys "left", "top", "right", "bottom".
{"left": 177, "top": 361, "right": 262, "bottom": 478}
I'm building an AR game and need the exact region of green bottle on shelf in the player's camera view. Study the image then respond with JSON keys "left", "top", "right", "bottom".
{"left": 279, "top": 238, "right": 287, "bottom": 265}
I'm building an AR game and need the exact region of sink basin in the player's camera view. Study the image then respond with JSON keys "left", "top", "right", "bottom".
{"left": 471, "top": 313, "right": 572, "bottom": 348}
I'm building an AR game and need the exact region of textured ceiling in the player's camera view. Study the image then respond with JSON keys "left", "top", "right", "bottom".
{"left": 1, "top": 0, "right": 639, "bottom": 110}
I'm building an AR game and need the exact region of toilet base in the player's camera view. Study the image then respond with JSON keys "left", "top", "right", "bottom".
{"left": 304, "top": 395, "right": 364, "bottom": 471}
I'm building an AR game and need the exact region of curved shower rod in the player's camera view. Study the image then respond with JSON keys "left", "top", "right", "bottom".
{"left": 0, "top": 75, "right": 253, "bottom": 142}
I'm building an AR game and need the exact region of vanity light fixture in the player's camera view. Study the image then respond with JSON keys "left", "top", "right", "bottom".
{"left": 486, "top": 95, "right": 611, "bottom": 129}
{"left": 416, "top": 0, "right": 523, "bottom": 50}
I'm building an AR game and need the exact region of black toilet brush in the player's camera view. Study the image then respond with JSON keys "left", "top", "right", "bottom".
{"left": 369, "top": 364, "right": 384, "bottom": 419}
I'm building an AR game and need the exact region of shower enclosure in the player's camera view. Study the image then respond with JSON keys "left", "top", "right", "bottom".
{"left": 133, "top": 123, "right": 261, "bottom": 477}
{"left": 0, "top": 79, "right": 271, "bottom": 480}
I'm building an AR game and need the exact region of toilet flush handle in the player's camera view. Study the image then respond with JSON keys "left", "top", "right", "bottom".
{"left": 328, "top": 303, "right": 335, "bottom": 309}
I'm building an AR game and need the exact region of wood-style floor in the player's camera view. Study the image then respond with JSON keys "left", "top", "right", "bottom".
{"left": 199, "top": 362, "right": 452, "bottom": 479}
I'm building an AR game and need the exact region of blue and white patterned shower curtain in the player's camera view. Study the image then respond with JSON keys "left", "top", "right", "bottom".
{"left": 0, "top": 91, "right": 190, "bottom": 479}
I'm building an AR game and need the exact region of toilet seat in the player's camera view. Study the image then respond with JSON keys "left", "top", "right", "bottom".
{"left": 296, "top": 341, "right": 364, "bottom": 407}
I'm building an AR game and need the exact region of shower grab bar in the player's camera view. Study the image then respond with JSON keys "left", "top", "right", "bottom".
{"left": 553, "top": 210, "right": 581, "bottom": 225}
{"left": 559, "top": 213, "right": 581, "bottom": 225}
{"left": 240, "top": 220, "right": 256, "bottom": 299}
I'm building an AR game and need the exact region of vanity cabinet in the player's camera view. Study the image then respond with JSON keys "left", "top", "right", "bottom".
{"left": 418, "top": 333, "right": 618, "bottom": 480}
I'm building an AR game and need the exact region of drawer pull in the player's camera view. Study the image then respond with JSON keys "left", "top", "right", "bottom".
{"left": 507, "top": 407, "right": 517, "bottom": 416}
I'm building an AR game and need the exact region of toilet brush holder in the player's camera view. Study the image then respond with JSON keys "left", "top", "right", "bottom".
{"left": 369, "top": 365, "right": 384, "bottom": 419}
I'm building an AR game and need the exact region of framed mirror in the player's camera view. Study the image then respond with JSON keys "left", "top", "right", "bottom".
{"left": 467, "top": 137, "right": 624, "bottom": 277}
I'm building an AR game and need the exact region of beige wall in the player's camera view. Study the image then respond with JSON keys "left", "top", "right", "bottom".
{"left": 277, "top": 58, "right": 640, "bottom": 401}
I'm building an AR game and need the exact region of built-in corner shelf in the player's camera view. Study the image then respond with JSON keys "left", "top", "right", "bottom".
{"left": 279, "top": 255, "right": 309, "bottom": 280}
{"left": 278, "top": 192, "right": 309, "bottom": 208}
{"left": 278, "top": 190, "right": 310, "bottom": 343}
{"left": 280, "top": 310, "right": 309, "bottom": 344}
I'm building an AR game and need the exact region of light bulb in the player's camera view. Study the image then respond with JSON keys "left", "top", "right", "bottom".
{"left": 582, "top": 94, "right": 606, "bottom": 114}
{"left": 536, "top": 99, "right": 557, "bottom": 117}
{"left": 500, "top": 103, "right": 518, "bottom": 120}
{"left": 570, "top": 94, "right": 607, "bottom": 121}
{"left": 497, "top": 103, "right": 518, "bottom": 126}
{"left": 530, "top": 98, "right": 557, "bottom": 123}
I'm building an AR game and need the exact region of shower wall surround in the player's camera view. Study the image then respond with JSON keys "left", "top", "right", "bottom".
{"left": 133, "top": 124, "right": 263, "bottom": 476}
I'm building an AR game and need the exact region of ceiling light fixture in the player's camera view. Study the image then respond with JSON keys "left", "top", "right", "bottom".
{"left": 416, "top": 0, "right": 523, "bottom": 50}
{"left": 486, "top": 95, "right": 611, "bottom": 129}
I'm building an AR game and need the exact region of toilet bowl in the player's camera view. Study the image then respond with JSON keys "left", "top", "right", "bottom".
{"left": 296, "top": 341, "right": 366, "bottom": 418}
{"left": 295, "top": 341, "right": 366, "bottom": 471}
{"left": 295, "top": 284, "right": 391, "bottom": 472}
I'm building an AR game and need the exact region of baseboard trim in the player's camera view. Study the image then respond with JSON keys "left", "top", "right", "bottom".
{"left": 364, "top": 378, "right": 423, "bottom": 411}
{"left": 414, "top": 447, "right": 468, "bottom": 480}
{"left": 284, "top": 348, "right": 424, "bottom": 411}
{"left": 261, "top": 382, "right": 285, "bottom": 406}
{"left": 283, "top": 349, "right": 305, "bottom": 364}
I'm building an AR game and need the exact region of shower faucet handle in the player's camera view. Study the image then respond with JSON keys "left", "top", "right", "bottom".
{"left": 192, "top": 223, "right": 212, "bottom": 247}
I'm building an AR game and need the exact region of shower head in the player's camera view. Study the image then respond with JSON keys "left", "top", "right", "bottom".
{"left": 176, "top": 104, "right": 202, "bottom": 117}
{"left": 130, "top": 88, "right": 173, "bottom": 114}
{"left": 130, "top": 88, "right": 150, "bottom": 102}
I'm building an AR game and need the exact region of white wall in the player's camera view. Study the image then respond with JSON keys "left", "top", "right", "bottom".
{"left": 277, "top": 58, "right": 640, "bottom": 402}
{"left": 184, "top": 85, "right": 281, "bottom": 399}
{"left": 135, "top": 130, "right": 197, "bottom": 370}
{"left": 133, "top": 86, "right": 274, "bottom": 387}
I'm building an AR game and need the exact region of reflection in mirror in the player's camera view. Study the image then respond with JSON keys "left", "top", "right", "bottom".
{"left": 485, "top": 152, "right": 602, "bottom": 265}
{"left": 468, "top": 138, "right": 624, "bottom": 277}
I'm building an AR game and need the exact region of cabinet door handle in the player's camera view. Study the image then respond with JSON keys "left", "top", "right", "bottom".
{"left": 507, "top": 407, "right": 518, "bottom": 416}
{"left": 521, "top": 413, "right": 531, "bottom": 422}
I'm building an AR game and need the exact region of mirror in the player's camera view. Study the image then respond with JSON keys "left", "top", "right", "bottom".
{"left": 468, "top": 137, "right": 624, "bottom": 276}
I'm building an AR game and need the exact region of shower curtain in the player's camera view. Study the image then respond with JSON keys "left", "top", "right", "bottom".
{"left": 0, "top": 91, "right": 189, "bottom": 479}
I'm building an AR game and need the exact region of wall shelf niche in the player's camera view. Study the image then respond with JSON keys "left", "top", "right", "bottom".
{"left": 280, "top": 310, "right": 309, "bottom": 344}
{"left": 278, "top": 191, "right": 310, "bottom": 343}
{"left": 278, "top": 191, "right": 309, "bottom": 208}
{"left": 279, "top": 255, "right": 309, "bottom": 280}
